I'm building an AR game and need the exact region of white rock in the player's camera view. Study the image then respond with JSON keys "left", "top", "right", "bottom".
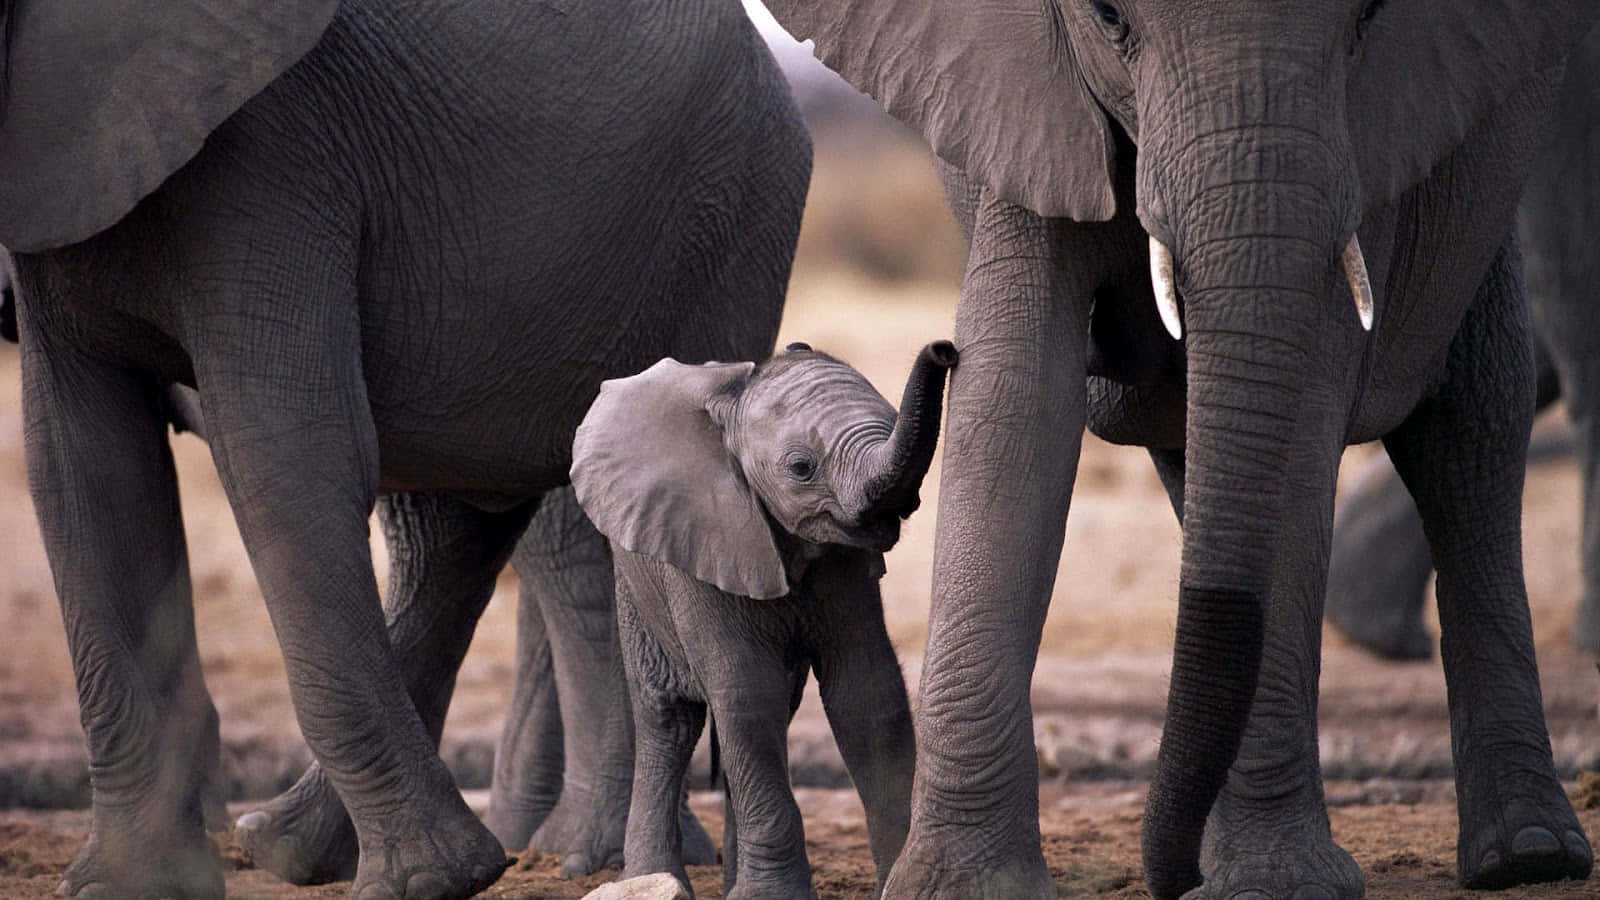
{"left": 581, "top": 872, "right": 692, "bottom": 900}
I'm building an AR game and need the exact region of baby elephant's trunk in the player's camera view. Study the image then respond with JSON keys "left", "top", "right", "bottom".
{"left": 862, "top": 340, "right": 959, "bottom": 519}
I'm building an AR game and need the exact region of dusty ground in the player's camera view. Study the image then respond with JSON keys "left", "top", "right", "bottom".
{"left": 3, "top": 122, "right": 1598, "bottom": 896}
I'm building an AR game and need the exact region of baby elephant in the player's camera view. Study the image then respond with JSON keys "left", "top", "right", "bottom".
{"left": 571, "top": 340, "right": 957, "bottom": 899}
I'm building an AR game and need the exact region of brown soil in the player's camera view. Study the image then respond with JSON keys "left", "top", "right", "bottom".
{"left": 3, "top": 126, "right": 1598, "bottom": 897}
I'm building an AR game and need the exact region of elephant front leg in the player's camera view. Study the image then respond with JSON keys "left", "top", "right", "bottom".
{"left": 616, "top": 598, "right": 705, "bottom": 896}
{"left": 1386, "top": 243, "right": 1592, "bottom": 889}
{"left": 514, "top": 489, "right": 691, "bottom": 876}
{"left": 21, "top": 326, "right": 224, "bottom": 900}
{"left": 885, "top": 191, "right": 1096, "bottom": 899}
{"left": 808, "top": 550, "right": 914, "bottom": 895}
{"left": 235, "top": 491, "right": 534, "bottom": 885}
{"left": 193, "top": 301, "right": 508, "bottom": 899}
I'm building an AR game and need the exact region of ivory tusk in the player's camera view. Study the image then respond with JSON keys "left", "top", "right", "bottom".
{"left": 1341, "top": 235, "right": 1374, "bottom": 331}
{"left": 1149, "top": 236, "right": 1183, "bottom": 340}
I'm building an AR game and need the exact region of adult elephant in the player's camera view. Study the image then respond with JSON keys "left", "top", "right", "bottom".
{"left": 2, "top": 0, "right": 809, "bottom": 896}
{"left": 767, "top": 1, "right": 1598, "bottom": 898}
{"left": 1327, "top": 22, "right": 1600, "bottom": 659}
{"left": 0, "top": 300, "right": 714, "bottom": 884}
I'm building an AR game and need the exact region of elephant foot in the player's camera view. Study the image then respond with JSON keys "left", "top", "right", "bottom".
{"left": 234, "top": 761, "right": 358, "bottom": 884}
{"left": 1188, "top": 821, "right": 1363, "bottom": 900}
{"left": 881, "top": 830, "right": 1052, "bottom": 899}
{"left": 528, "top": 783, "right": 628, "bottom": 877}
{"left": 483, "top": 792, "right": 557, "bottom": 854}
{"left": 351, "top": 801, "right": 512, "bottom": 900}
{"left": 58, "top": 818, "right": 223, "bottom": 900}
{"left": 1457, "top": 776, "right": 1593, "bottom": 889}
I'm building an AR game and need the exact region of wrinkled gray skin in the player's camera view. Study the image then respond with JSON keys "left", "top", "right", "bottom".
{"left": 1327, "top": 25, "right": 1600, "bottom": 660}
{"left": 574, "top": 343, "right": 955, "bottom": 899}
{"left": 5, "top": 0, "right": 808, "bottom": 897}
{"left": 768, "top": 1, "right": 1598, "bottom": 897}
{"left": 29, "top": 373, "right": 718, "bottom": 884}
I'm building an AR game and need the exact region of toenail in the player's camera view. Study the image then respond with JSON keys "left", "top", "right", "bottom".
{"left": 1290, "top": 887, "right": 1339, "bottom": 900}
{"left": 1227, "top": 892, "right": 1273, "bottom": 900}
{"left": 403, "top": 871, "right": 452, "bottom": 900}
{"left": 1478, "top": 849, "right": 1503, "bottom": 873}
{"left": 1511, "top": 826, "right": 1561, "bottom": 857}
{"left": 1562, "top": 830, "right": 1594, "bottom": 863}
{"left": 356, "top": 882, "right": 400, "bottom": 900}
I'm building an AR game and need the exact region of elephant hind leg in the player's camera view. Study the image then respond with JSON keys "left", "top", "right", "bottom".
{"left": 235, "top": 490, "right": 536, "bottom": 885}
{"left": 19, "top": 305, "right": 224, "bottom": 899}
{"left": 1384, "top": 241, "right": 1592, "bottom": 889}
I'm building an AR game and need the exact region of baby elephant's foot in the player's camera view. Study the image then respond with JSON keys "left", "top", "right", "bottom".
{"left": 58, "top": 821, "right": 223, "bottom": 900}
{"left": 234, "top": 761, "right": 358, "bottom": 884}
{"left": 1459, "top": 793, "right": 1593, "bottom": 889}
{"left": 529, "top": 785, "right": 627, "bottom": 877}
{"left": 351, "top": 804, "right": 512, "bottom": 900}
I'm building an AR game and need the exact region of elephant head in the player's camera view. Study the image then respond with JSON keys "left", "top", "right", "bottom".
{"left": 767, "top": 0, "right": 1599, "bottom": 894}
{"left": 0, "top": 0, "right": 338, "bottom": 252}
{"left": 571, "top": 341, "right": 957, "bottom": 599}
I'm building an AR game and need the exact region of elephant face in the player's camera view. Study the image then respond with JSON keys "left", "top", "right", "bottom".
{"left": 572, "top": 342, "right": 956, "bottom": 599}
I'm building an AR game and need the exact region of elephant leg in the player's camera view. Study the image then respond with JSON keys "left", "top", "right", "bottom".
{"left": 1323, "top": 451, "right": 1436, "bottom": 661}
{"left": 484, "top": 556, "right": 564, "bottom": 850}
{"left": 884, "top": 185, "right": 1098, "bottom": 899}
{"left": 513, "top": 487, "right": 696, "bottom": 876}
{"left": 1522, "top": 33, "right": 1600, "bottom": 654}
{"left": 710, "top": 682, "right": 813, "bottom": 900}
{"left": 808, "top": 550, "right": 914, "bottom": 894}
{"left": 1385, "top": 242, "right": 1592, "bottom": 888}
{"left": 616, "top": 597, "right": 705, "bottom": 897}
{"left": 21, "top": 320, "right": 224, "bottom": 900}
{"left": 235, "top": 491, "right": 534, "bottom": 885}
{"left": 192, "top": 279, "right": 508, "bottom": 899}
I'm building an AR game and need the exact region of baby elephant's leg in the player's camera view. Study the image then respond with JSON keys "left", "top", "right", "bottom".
{"left": 808, "top": 549, "right": 915, "bottom": 893}
{"left": 618, "top": 599, "right": 706, "bottom": 894}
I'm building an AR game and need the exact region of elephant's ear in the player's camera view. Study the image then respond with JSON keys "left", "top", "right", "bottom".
{"left": 765, "top": 0, "right": 1116, "bottom": 220}
{"left": 571, "top": 359, "right": 790, "bottom": 600}
{"left": 1349, "top": 1, "right": 1599, "bottom": 209}
{"left": 0, "top": 0, "right": 340, "bottom": 251}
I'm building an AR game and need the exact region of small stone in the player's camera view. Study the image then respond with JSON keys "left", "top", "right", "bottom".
{"left": 582, "top": 873, "right": 691, "bottom": 900}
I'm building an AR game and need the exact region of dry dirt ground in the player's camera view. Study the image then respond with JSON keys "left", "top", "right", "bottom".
{"left": 3, "top": 127, "right": 1599, "bottom": 897}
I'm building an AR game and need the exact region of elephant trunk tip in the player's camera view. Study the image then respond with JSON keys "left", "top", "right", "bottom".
{"left": 860, "top": 340, "right": 957, "bottom": 521}
{"left": 924, "top": 340, "right": 959, "bottom": 370}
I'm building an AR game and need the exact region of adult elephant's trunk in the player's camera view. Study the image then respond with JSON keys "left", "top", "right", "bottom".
{"left": 1137, "top": 115, "right": 1361, "bottom": 897}
{"left": 861, "top": 340, "right": 959, "bottom": 518}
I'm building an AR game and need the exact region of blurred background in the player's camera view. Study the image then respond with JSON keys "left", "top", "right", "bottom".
{"left": 0, "top": 0, "right": 1593, "bottom": 840}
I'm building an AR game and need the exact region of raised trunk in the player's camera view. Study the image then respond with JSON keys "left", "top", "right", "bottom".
{"left": 861, "top": 340, "right": 959, "bottom": 518}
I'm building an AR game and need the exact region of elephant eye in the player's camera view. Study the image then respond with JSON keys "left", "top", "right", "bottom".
{"left": 1090, "top": 0, "right": 1129, "bottom": 40}
{"left": 784, "top": 453, "right": 817, "bottom": 483}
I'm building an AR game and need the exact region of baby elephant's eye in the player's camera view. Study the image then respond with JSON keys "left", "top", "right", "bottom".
{"left": 785, "top": 454, "right": 817, "bottom": 482}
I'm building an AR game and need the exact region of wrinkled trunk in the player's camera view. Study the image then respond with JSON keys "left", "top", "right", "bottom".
{"left": 1137, "top": 111, "right": 1358, "bottom": 895}
{"left": 861, "top": 340, "right": 959, "bottom": 518}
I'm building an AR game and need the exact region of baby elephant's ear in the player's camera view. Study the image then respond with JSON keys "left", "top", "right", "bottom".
{"left": 571, "top": 359, "right": 789, "bottom": 599}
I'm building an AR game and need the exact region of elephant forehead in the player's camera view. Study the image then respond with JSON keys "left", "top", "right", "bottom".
{"left": 744, "top": 360, "right": 893, "bottom": 422}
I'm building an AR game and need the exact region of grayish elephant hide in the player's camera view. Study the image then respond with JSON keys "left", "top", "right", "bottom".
{"left": 6, "top": 0, "right": 809, "bottom": 897}
{"left": 573, "top": 342, "right": 956, "bottom": 899}
{"left": 766, "top": 0, "right": 1600, "bottom": 897}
